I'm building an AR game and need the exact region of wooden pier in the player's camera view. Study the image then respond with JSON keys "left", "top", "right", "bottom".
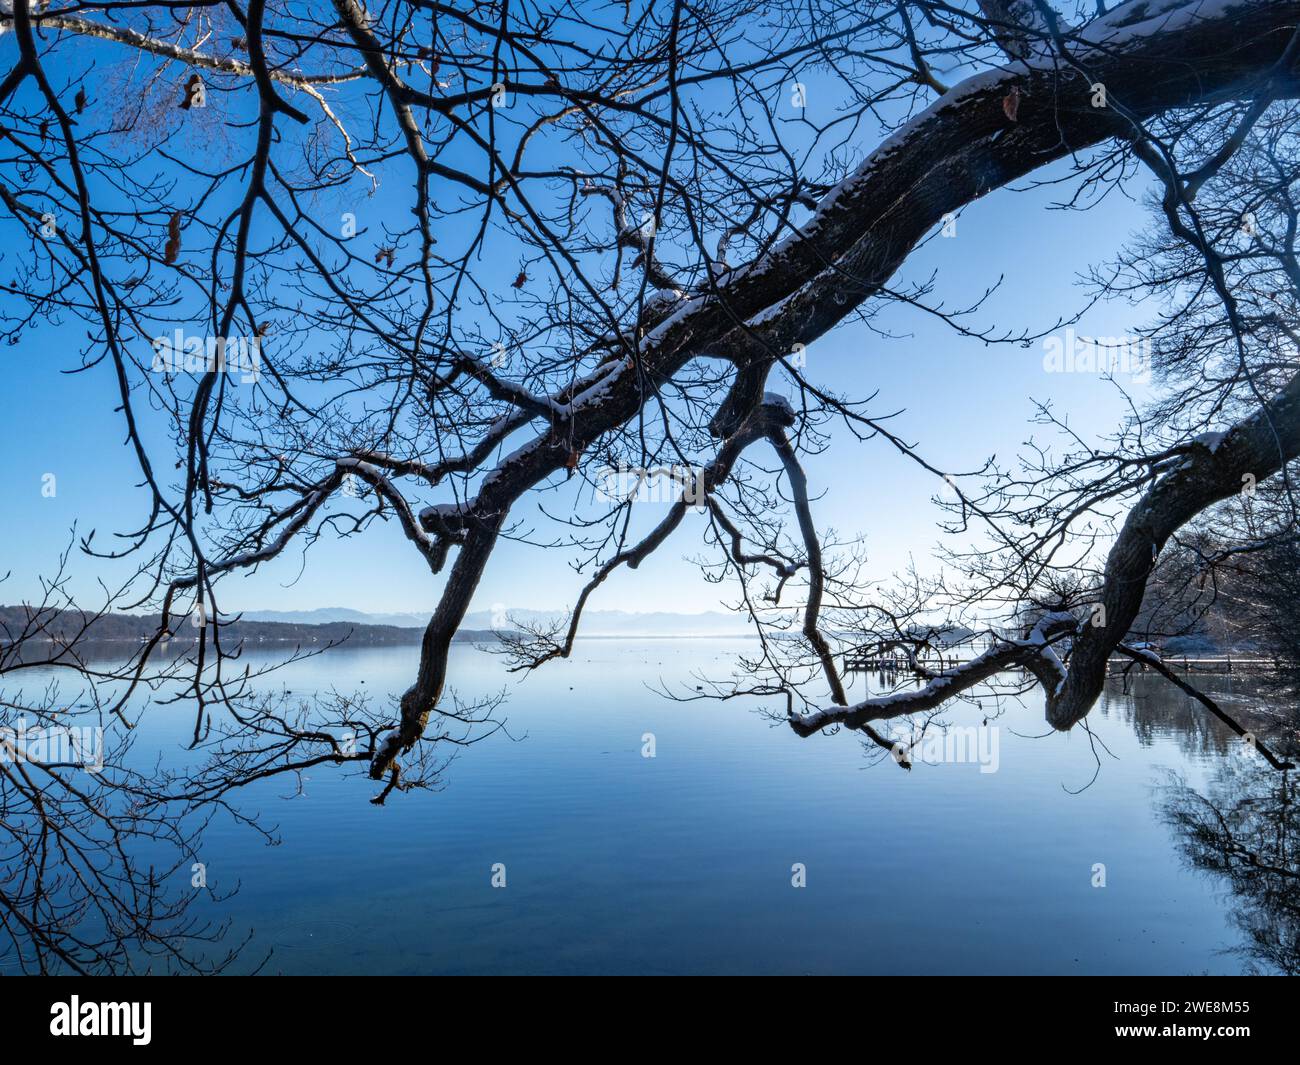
{"left": 843, "top": 650, "right": 1276, "bottom": 677}
{"left": 843, "top": 652, "right": 968, "bottom": 674}
{"left": 1103, "top": 656, "right": 1274, "bottom": 676}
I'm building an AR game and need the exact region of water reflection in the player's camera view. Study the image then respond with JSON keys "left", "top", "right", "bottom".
{"left": 1105, "top": 675, "right": 1300, "bottom": 975}
{"left": 1158, "top": 764, "right": 1300, "bottom": 975}
{"left": 3, "top": 642, "right": 1299, "bottom": 973}
{"left": 1099, "top": 673, "right": 1295, "bottom": 765}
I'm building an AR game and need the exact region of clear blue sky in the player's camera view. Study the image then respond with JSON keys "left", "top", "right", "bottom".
{"left": 0, "top": 13, "right": 1162, "bottom": 623}
{"left": 0, "top": 157, "right": 1156, "bottom": 618}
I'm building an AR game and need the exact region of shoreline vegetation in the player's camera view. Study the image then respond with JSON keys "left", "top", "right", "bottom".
{"left": 0, "top": 606, "right": 500, "bottom": 648}
{"left": 0, "top": 605, "right": 1260, "bottom": 654}
{"left": 0, "top": 605, "right": 768, "bottom": 648}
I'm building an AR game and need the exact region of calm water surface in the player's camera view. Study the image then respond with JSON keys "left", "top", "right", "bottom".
{"left": 9, "top": 638, "right": 1294, "bottom": 974}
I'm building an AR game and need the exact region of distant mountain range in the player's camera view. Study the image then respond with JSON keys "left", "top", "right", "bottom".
{"left": 239, "top": 607, "right": 757, "bottom": 637}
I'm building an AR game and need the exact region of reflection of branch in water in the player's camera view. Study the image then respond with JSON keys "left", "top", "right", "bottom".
{"left": 1159, "top": 762, "right": 1300, "bottom": 975}
{"left": 1117, "top": 644, "right": 1296, "bottom": 770}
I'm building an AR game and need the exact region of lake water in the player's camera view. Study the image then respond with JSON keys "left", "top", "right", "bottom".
{"left": 5, "top": 638, "right": 1295, "bottom": 974}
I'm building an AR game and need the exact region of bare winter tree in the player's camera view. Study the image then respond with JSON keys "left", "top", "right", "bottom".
{"left": 5, "top": 0, "right": 1300, "bottom": 965}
